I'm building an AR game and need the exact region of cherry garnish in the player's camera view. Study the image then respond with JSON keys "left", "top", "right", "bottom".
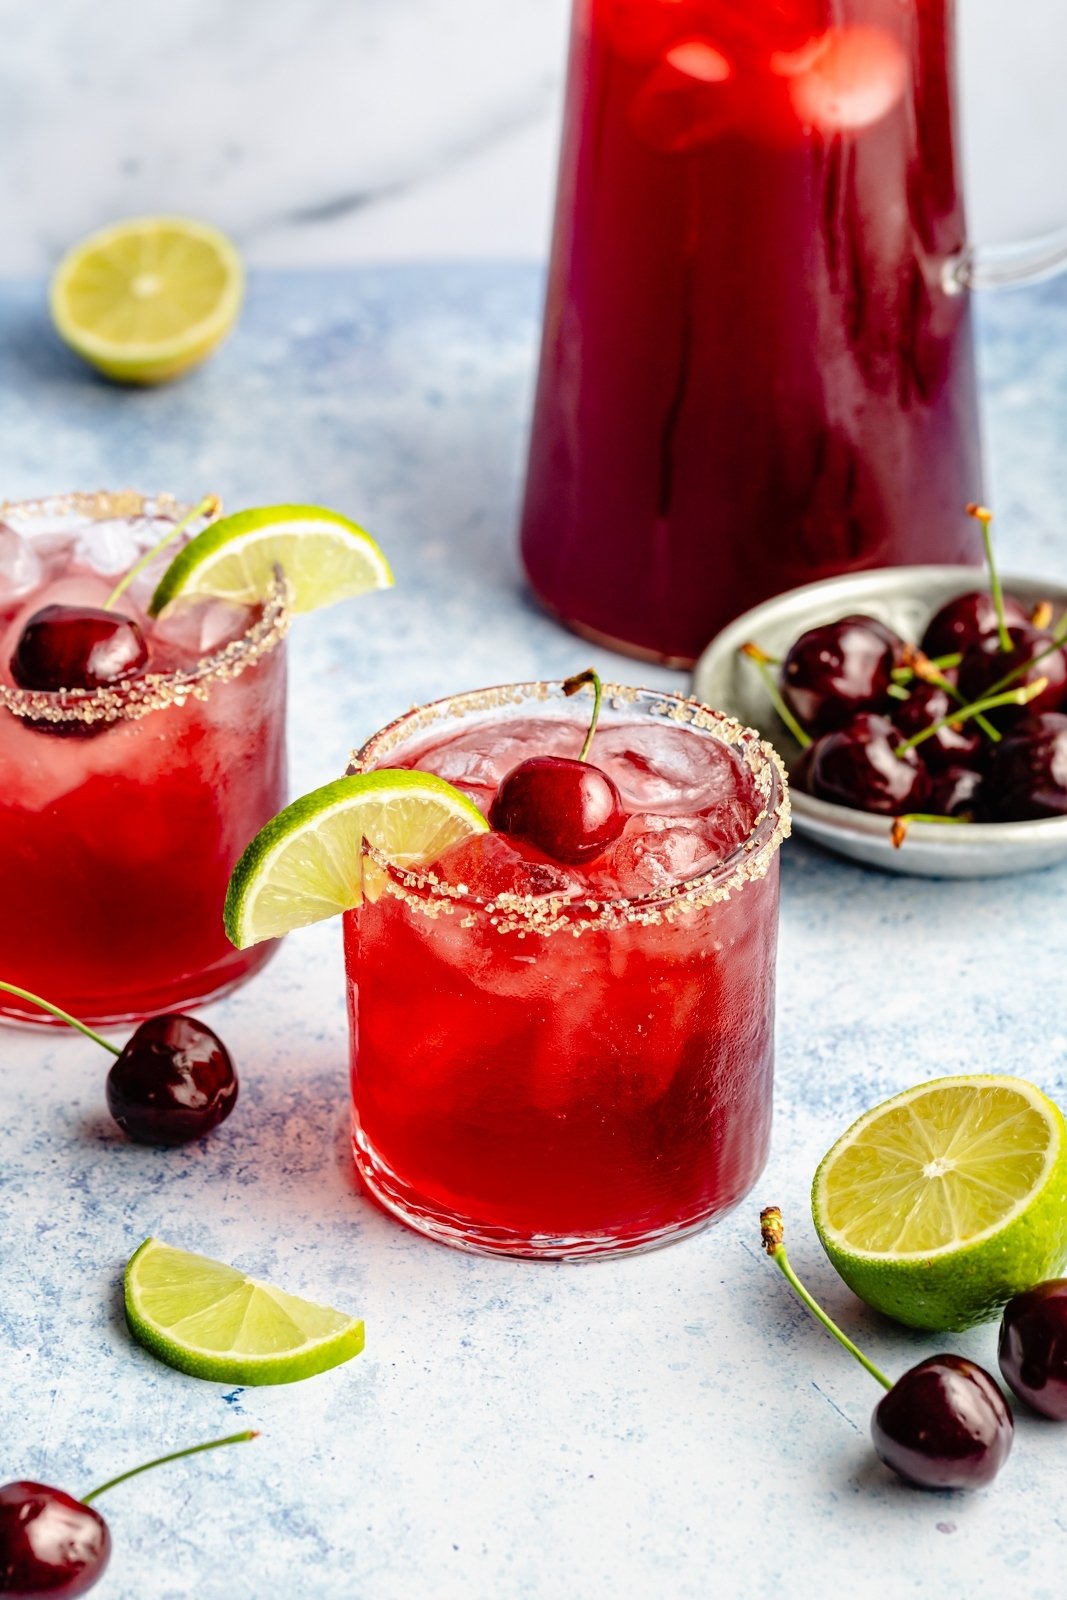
{"left": 0, "top": 1483, "right": 109, "bottom": 1598}
{"left": 0, "top": 1432, "right": 255, "bottom": 1598}
{"left": 10, "top": 605, "right": 148, "bottom": 692}
{"left": 983, "top": 713, "right": 1067, "bottom": 821}
{"left": 957, "top": 624, "right": 1067, "bottom": 726}
{"left": 780, "top": 615, "right": 900, "bottom": 735}
{"left": 871, "top": 1355, "right": 1014, "bottom": 1490}
{"left": 808, "top": 714, "right": 927, "bottom": 815}
{"left": 0, "top": 981, "right": 237, "bottom": 1146}
{"left": 998, "top": 1279, "right": 1067, "bottom": 1419}
{"left": 106, "top": 1014, "right": 238, "bottom": 1145}
{"left": 891, "top": 682, "right": 983, "bottom": 771}
{"left": 760, "top": 1209, "right": 1013, "bottom": 1492}
{"left": 488, "top": 669, "right": 626, "bottom": 865}
{"left": 920, "top": 591, "right": 1029, "bottom": 660}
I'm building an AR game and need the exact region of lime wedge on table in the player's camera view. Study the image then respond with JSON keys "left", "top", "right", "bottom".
{"left": 50, "top": 216, "right": 243, "bottom": 385}
{"left": 124, "top": 1239, "right": 364, "bottom": 1386}
{"left": 813, "top": 1074, "right": 1067, "bottom": 1331}
{"left": 224, "top": 769, "right": 489, "bottom": 948}
{"left": 149, "top": 504, "right": 393, "bottom": 616}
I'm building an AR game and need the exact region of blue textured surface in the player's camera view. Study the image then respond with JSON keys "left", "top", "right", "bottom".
{"left": 2, "top": 266, "right": 1067, "bottom": 1599}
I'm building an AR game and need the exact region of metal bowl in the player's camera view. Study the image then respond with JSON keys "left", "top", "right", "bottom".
{"left": 692, "top": 566, "right": 1067, "bottom": 878}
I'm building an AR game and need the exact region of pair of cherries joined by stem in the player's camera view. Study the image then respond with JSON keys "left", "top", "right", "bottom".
{"left": 1, "top": 1431, "right": 255, "bottom": 1597}
{"left": 0, "top": 981, "right": 237, "bottom": 1146}
{"left": 489, "top": 668, "right": 626, "bottom": 865}
{"left": 762, "top": 1210, "right": 1067, "bottom": 1491}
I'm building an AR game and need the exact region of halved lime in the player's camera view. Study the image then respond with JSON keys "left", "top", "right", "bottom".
{"left": 224, "top": 769, "right": 488, "bottom": 948}
{"left": 124, "top": 1238, "right": 364, "bottom": 1386}
{"left": 813, "top": 1074, "right": 1067, "bottom": 1330}
{"left": 149, "top": 504, "right": 393, "bottom": 616}
{"left": 50, "top": 216, "right": 243, "bottom": 385}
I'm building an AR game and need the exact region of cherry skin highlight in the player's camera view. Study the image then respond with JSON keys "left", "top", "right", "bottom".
{"left": 871, "top": 1355, "right": 1013, "bottom": 1490}
{"left": 998, "top": 1279, "right": 1067, "bottom": 1419}
{"left": 920, "top": 590, "right": 1029, "bottom": 658}
{"left": 925, "top": 764, "right": 984, "bottom": 819}
{"left": 891, "top": 682, "right": 983, "bottom": 771}
{"left": 780, "top": 615, "right": 900, "bottom": 735}
{"left": 983, "top": 713, "right": 1067, "bottom": 821}
{"left": 808, "top": 714, "right": 927, "bottom": 815}
{"left": 0, "top": 1481, "right": 110, "bottom": 1598}
{"left": 10, "top": 605, "right": 149, "bottom": 692}
{"left": 489, "top": 755, "right": 625, "bottom": 865}
{"left": 105, "top": 1014, "right": 238, "bottom": 1145}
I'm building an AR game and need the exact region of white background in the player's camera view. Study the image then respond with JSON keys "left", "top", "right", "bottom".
{"left": 0, "top": 0, "right": 1064, "bottom": 275}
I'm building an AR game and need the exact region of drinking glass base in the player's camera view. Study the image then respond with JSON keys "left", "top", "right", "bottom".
{"left": 352, "top": 1122, "right": 745, "bottom": 1261}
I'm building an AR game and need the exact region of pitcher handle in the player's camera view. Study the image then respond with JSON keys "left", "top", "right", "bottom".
{"left": 944, "top": 225, "right": 1067, "bottom": 294}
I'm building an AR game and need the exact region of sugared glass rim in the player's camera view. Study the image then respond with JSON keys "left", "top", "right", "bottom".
{"left": 0, "top": 490, "right": 290, "bottom": 727}
{"left": 350, "top": 680, "right": 791, "bottom": 935}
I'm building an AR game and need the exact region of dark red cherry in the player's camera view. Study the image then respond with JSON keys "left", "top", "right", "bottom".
{"left": 106, "top": 1014, "right": 238, "bottom": 1145}
{"left": 871, "top": 1355, "right": 1013, "bottom": 1490}
{"left": 891, "top": 683, "right": 983, "bottom": 772}
{"left": 781, "top": 615, "right": 901, "bottom": 735}
{"left": 921, "top": 590, "right": 1029, "bottom": 659}
{"left": 11, "top": 605, "right": 148, "bottom": 692}
{"left": 808, "top": 714, "right": 927, "bottom": 815}
{"left": 0, "top": 1481, "right": 110, "bottom": 1597}
{"left": 788, "top": 741, "right": 817, "bottom": 795}
{"left": 998, "top": 1279, "right": 1067, "bottom": 1419}
{"left": 957, "top": 625, "right": 1067, "bottom": 727}
{"left": 983, "top": 713, "right": 1067, "bottom": 821}
{"left": 489, "top": 755, "right": 625, "bottom": 865}
{"left": 925, "top": 764, "right": 983, "bottom": 819}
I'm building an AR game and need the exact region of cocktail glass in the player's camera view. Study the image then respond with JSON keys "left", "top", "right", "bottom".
{"left": 0, "top": 491, "right": 288, "bottom": 1026}
{"left": 346, "top": 680, "right": 789, "bottom": 1258}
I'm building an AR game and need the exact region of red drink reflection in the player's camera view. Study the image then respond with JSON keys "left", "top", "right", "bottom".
{"left": 521, "top": 0, "right": 982, "bottom": 664}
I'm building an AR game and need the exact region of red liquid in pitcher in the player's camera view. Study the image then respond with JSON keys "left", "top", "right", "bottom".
{"left": 521, "top": 0, "right": 983, "bottom": 664}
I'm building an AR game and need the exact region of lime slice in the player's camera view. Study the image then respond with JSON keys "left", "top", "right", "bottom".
{"left": 124, "top": 1238, "right": 364, "bottom": 1386}
{"left": 224, "top": 769, "right": 489, "bottom": 948}
{"left": 50, "top": 216, "right": 243, "bottom": 385}
{"left": 813, "top": 1074, "right": 1067, "bottom": 1331}
{"left": 149, "top": 504, "right": 393, "bottom": 616}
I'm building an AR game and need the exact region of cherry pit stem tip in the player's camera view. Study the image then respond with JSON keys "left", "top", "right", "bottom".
{"left": 759, "top": 1206, "right": 892, "bottom": 1391}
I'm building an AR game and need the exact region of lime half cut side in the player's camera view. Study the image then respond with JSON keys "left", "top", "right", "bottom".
{"left": 224, "top": 769, "right": 489, "bottom": 948}
{"left": 124, "top": 1238, "right": 364, "bottom": 1386}
{"left": 149, "top": 504, "right": 393, "bottom": 616}
{"left": 812, "top": 1074, "right": 1067, "bottom": 1331}
{"left": 50, "top": 215, "right": 243, "bottom": 385}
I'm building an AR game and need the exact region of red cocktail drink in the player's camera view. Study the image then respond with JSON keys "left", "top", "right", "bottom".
{"left": 347, "top": 682, "right": 789, "bottom": 1257}
{"left": 0, "top": 493, "right": 287, "bottom": 1025}
{"left": 521, "top": 0, "right": 983, "bottom": 664}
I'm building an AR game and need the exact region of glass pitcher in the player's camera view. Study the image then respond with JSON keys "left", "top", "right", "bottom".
{"left": 520, "top": 0, "right": 1067, "bottom": 666}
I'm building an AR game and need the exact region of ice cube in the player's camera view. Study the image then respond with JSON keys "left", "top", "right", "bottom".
{"left": 597, "top": 813, "right": 722, "bottom": 896}
{"left": 151, "top": 597, "right": 255, "bottom": 665}
{"left": 72, "top": 517, "right": 148, "bottom": 577}
{"left": 595, "top": 721, "right": 750, "bottom": 814}
{"left": 433, "top": 833, "right": 586, "bottom": 901}
{"left": 0, "top": 523, "right": 44, "bottom": 603}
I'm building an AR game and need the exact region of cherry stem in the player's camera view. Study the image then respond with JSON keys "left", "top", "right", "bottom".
{"left": 967, "top": 502, "right": 1011, "bottom": 653}
{"left": 0, "top": 980, "right": 121, "bottom": 1055}
{"left": 760, "top": 1208, "right": 892, "bottom": 1392}
{"left": 563, "top": 668, "right": 605, "bottom": 763}
{"left": 891, "top": 814, "right": 973, "bottom": 849}
{"left": 103, "top": 494, "right": 221, "bottom": 612}
{"left": 740, "top": 642, "right": 812, "bottom": 749}
{"left": 82, "top": 1430, "right": 258, "bottom": 1506}
{"left": 893, "top": 678, "right": 1047, "bottom": 755}
{"left": 982, "top": 615, "right": 1067, "bottom": 699}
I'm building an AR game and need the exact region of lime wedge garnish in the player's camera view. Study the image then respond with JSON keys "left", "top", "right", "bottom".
{"left": 149, "top": 504, "right": 393, "bottom": 616}
{"left": 124, "top": 1238, "right": 364, "bottom": 1386}
{"left": 813, "top": 1074, "right": 1067, "bottom": 1330}
{"left": 224, "top": 769, "right": 489, "bottom": 948}
{"left": 50, "top": 216, "right": 244, "bottom": 385}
